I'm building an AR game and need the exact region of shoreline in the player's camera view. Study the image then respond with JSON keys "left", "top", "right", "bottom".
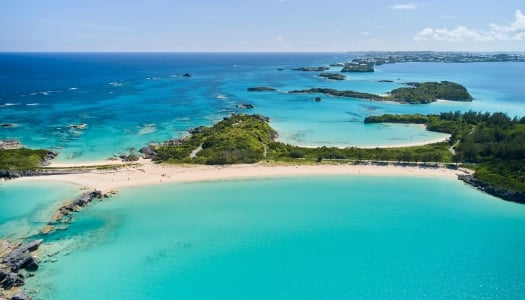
{"left": 278, "top": 127, "right": 451, "bottom": 150}
{"left": 16, "top": 159, "right": 465, "bottom": 193}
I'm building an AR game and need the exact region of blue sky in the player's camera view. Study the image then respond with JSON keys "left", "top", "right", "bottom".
{"left": 0, "top": 0, "right": 523, "bottom": 52}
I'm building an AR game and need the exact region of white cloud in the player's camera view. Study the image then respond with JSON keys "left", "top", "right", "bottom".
{"left": 390, "top": 4, "right": 416, "bottom": 10}
{"left": 415, "top": 10, "right": 525, "bottom": 42}
{"left": 360, "top": 32, "right": 371, "bottom": 36}
{"left": 489, "top": 10, "right": 525, "bottom": 40}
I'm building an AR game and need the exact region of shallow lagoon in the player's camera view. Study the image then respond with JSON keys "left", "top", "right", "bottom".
{"left": 26, "top": 176, "right": 525, "bottom": 299}
{"left": 0, "top": 181, "right": 79, "bottom": 240}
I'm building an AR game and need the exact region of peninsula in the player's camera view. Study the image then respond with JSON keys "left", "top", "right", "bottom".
{"left": 289, "top": 81, "right": 473, "bottom": 104}
{"left": 3, "top": 110, "right": 522, "bottom": 203}
{"left": 365, "top": 111, "right": 525, "bottom": 203}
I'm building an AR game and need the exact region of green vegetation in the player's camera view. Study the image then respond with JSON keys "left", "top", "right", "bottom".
{"left": 367, "top": 111, "right": 525, "bottom": 201}
{"left": 0, "top": 148, "right": 51, "bottom": 170}
{"left": 267, "top": 142, "right": 451, "bottom": 165}
{"left": 389, "top": 81, "right": 473, "bottom": 104}
{"left": 293, "top": 66, "right": 330, "bottom": 72}
{"left": 289, "top": 88, "right": 382, "bottom": 101}
{"left": 153, "top": 111, "right": 524, "bottom": 202}
{"left": 319, "top": 73, "right": 347, "bottom": 80}
{"left": 365, "top": 112, "right": 473, "bottom": 143}
{"left": 289, "top": 81, "right": 472, "bottom": 104}
{"left": 153, "top": 114, "right": 278, "bottom": 165}
{"left": 153, "top": 114, "right": 452, "bottom": 165}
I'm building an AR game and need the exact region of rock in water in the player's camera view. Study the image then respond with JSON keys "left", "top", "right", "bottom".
{"left": 3, "top": 239, "right": 43, "bottom": 272}
{"left": 11, "top": 292, "right": 30, "bottom": 300}
{"left": 0, "top": 272, "right": 24, "bottom": 289}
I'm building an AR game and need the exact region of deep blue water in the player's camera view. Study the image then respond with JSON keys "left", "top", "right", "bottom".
{"left": 1, "top": 53, "right": 524, "bottom": 161}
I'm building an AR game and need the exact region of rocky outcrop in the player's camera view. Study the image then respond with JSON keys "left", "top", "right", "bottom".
{"left": 0, "top": 140, "right": 22, "bottom": 150}
{"left": 139, "top": 146, "right": 157, "bottom": 159}
{"left": 458, "top": 174, "right": 525, "bottom": 204}
{"left": 1, "top": 239, "right": 43, "bottom": 294}
{"left": 247, "top": 87, "right": 276, "bottom": 92}
{"left": 0, "top": 271, "right": 24, "bottom": 290}
{"left": 0, "top": 170, "right": 44, "bottom": 179}
{"left": 40, "top": 151, "right": 58, "bottom": 166}
{"left": 11, "top": 292, "right": 30, "bottom": 300}
{"left": 188, "top": 126, "right": 206, "bottom": 134}
{"left": 0, "top": 168, "right": 88, "bottom": 180}
{"left": 58, "top": 191, "right": 103, "bottom": 216}
{"left": 253, "top": 114, "right": 270, "bottom": 123}
{"left": 235, "top": 103, "right": 255, "bottom": 109}
{"left": 67, "top": 123, "right": 88, "bottom": 130}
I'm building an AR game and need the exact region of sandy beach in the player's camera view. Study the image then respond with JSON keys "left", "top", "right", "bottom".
{"left": 293, "top": 129, "right": 451, "bottom": 149}
{"left": 17, "top": 159, "right": 466, "bottom": 193}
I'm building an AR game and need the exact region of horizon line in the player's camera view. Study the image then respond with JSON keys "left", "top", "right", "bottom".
{"left": 1, "top": 50, "right": 525, "bottom": 54}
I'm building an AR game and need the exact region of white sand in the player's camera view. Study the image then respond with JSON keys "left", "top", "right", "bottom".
{"left": 18, "top": 159, "right": 466, "bottom": 193}
{"left": 291, "top": 130, "right": 451, "bottom": 149}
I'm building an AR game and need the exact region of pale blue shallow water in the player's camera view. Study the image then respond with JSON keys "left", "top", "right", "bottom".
{"left": 0, "top": 181, "right": 79, "bottom": 240}
{"left": 25, "top": 176, "right": 525, "bottom": 299}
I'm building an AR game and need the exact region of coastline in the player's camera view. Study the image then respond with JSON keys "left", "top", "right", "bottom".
{"left": 280, "top": 125, "right": 451, "bottom": 149}
{"left": 16, "top": 159, "right": 465, "bottom": 193}
{"left": 358, "top": 134, "right": 450, "bottom": 149}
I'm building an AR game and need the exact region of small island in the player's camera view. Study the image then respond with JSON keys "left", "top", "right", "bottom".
{"left": 389, "top": 81, "right": 473, "bottom": 103}
{"left": 289, "top": 81, "right": 473, "bottom": 104}
{"left": 289, "top": 88, "right": 382, "bottom": 101}
{"left": 247, "top": 86, "right": 277, "bottom": 92}
{"left": 319, "top": 73, "right": 347, "bottom": 80}
{"left": 293, "top": 66, "right": 330, "bottom": 72}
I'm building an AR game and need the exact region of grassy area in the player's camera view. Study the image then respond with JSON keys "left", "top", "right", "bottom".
{"left": 153, "top": 114, "right": 277, "bottom": 165}
{"left": 152, "top": 114, "right": 452, "bottom": 166}
{"left": 0, "top": 148, "right": 51, "bottom": 170}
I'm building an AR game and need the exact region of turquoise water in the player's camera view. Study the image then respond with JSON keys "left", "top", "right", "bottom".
{"left": 1, "top": 54, "right": 524, "bottom": 161}
{"left": 2, "top": 54, "right": 525, "bottom": 299}
{"left": 0, "top": 181, "right": 80, "bottom": 240}
{"left": 25, "top": 176, "right": 525, "bottom": 299}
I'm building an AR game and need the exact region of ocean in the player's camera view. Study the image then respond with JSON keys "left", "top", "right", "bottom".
{"left": 1, "top": 53, "right": 524, "bottom": 161}
{"left": 1, "top": 53, "right": 525, "bottom": 299}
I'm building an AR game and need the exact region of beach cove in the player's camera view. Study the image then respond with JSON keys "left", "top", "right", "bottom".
{"left": 11, "top": 161, "right": 525, "bottom": 300}
{"left": 1, "top": 52, "right": 525, "bottom": 299}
